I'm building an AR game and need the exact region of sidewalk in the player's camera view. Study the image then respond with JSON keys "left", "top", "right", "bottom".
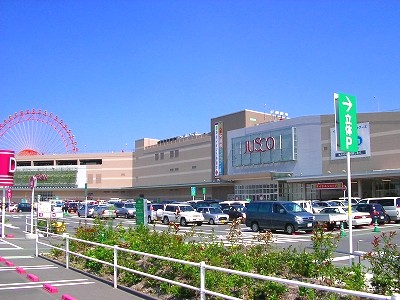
{"left": 0, "top": 222, "right": 157, "bottom": 300}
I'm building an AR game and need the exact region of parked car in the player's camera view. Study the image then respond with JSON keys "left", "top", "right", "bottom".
{"left": 311, "top": 202, "right": 324, "bottom": 214}
{"left": 188, "top": 200, "right": 221, "bottom": 210}
{"left": 360, "top": 197, "right": 400, "bottom": 223}
{"left": 354, "top": 203, "right": 389, "bottom": 225}
{"left": 314, "top": 207, "right": 348, "bottom": 230}
{"left": 343, "top": 207, "right": 372, "bottom": 228}
{"left": 77, "top": 204, "right": 96, "bottom": 218}
{"left": 16, "top": 202, "right": 32, "bottom": 212}
{"left": 245, "top": 201, "right": 315, "bottom": 234}
{"left": 147, "top": 203, "right": 165, "bottom": 223}
{"left": 313, "top": 201, "right": 340, "bottom": 208}
{"left": 196, "top": 206, "right": 229, "bottom": 225}
{"left": 67, "top": 202, "right": 80, "bottom": 213}
{"left": 8, "top": 203, "right": 18, "bottom": 212}
{"left": 93, "top": 204, "right": 117, "bottom": 219}
{"left": 116, "top": 202, "right": 136, "bottom": 218}
{"left": 162, "top": 203, "right": 204, "bottom": 226}
{"left": 222, "top": 205, "right": 247, "bottom": 223}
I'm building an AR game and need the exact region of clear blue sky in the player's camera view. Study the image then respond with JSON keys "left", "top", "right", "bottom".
{"left": 1, "top": 1, "right": 399, "bottom": 153}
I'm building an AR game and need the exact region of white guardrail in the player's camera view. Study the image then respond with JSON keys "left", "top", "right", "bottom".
{"left": 33, "top": 228, "right": 400, "bottom": 300}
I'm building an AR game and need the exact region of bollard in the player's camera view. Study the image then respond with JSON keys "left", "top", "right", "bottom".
{"left": 340, "top": 222, "right": 346, "bottom": 237}
{"left": 373, "top": 218, "right": 380, "bottom": 232}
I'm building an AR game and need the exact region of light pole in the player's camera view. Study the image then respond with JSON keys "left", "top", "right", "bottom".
{"left": 373, "top": 96, "right": 380, "bottom": 112}
{"left": 26, "top": 176, "right": 37, "bottom": 239}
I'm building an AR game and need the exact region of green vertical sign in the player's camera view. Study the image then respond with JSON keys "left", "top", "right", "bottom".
{"left": 334, "top": 93, "right": 359, "bottom": 152}
{"left": 202, "top": 187, "right": 206, "bottom": 195}
{"left": 191, "top": 187, "right": 196, "bottom": 197}
{"left": 135, "top": 198, "right": 146, "bottom": 225}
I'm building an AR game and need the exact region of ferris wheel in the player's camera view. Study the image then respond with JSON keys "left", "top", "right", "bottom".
{"left": 0, "top": 109, "right": 79, "bottom": 155}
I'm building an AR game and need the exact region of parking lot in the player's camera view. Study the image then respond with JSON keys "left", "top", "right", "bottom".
{"left": 0, "top": 219, "right": 154, "bottom": 300}
{"left": 3, "top": 209, "right": 400, "bottom": 297}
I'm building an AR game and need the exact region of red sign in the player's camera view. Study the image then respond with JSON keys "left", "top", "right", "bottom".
{"left": 7, "top": 188, "right": 12, "bottom": 199}
{"left": 316, "top": 182, "right": 344, "bottom": 190}
{"left": 0, "top": 150, "right": 16, "bottom": 186}
{"left": 29, "top": 176, "right": 37, "bottom": 189}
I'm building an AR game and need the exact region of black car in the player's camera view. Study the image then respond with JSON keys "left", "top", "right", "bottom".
{"left": 354, "top": 203, "right": 389, "bottom": 225}
{"left": 222, "top": 205, "right": 247, "bottom": 223}
{"left": 16, "top": 202, "right": 32, "bottom": 212}
{"left": 67, "top": 202, "right": 80, "bottom": 213}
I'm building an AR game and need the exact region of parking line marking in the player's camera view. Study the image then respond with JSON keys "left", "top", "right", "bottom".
{"left": 0, "top": 239, "right": 23, "bottom": 249}
{"left": 0, "top": 265, "right": 58, "bottom": 272}
{"left": 2, "top": 255, "right": 35, "bottom": 259}
{"left": 0, "top": 279, "right": 93, "bottom": 291}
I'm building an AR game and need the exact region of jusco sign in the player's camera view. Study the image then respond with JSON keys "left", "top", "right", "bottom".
{"left": 245, "top": 137, "right": 276, "bottom": 153}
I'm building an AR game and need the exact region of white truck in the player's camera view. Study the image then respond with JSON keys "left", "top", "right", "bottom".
{"left": 313, "top": 207, "right": 348, "bottom": 230}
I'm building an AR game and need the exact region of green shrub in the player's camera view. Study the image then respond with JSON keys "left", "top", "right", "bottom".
{"left": 363, "top": 231, "right": 400, "bottom": 295}
{"left": 49, "top": 221, "right": 379, "bottom": 299}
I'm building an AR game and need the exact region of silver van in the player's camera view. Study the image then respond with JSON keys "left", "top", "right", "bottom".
{"left": 360, "top": 197, "right": 400, "bottom": 223}
{"left": 245, "top": 201, "right": 316, "bottom": 234}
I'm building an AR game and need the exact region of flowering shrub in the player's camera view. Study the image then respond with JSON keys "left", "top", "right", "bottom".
{"left": 363, "top": 231, "right": 400, "bottom": 295}
{"left": 47, "top": 220, "right": 381, "bottom": 299}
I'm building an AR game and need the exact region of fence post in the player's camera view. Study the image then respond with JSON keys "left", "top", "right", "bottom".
{"left": 65, "top": 234, "right": 70, "bottom": 269}
{"left": 114, "top": 245, "right": 118, "bottom": 289}
{"left": 35, "top": 231, "right": 39, "bottom": 257}
{"left": 200, "top": 261, "right": 206, "bottom": 300}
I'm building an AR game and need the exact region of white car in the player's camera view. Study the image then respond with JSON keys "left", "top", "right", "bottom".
{"left": 162, "top": 203, "right": 204, "bottom": 226}
{"left": 344, "top": 207, "right": 372, "bottom": 227}
{"left": 147, "top": 203, "right": 165, "bottom": 223}
{"left": 325, "top": 206, "right": 372, "bottom": 228}
{"left": 8, "top": 203, "right": 18, "bottom": 212}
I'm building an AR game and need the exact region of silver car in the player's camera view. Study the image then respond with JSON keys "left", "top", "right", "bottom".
{"left": 196, "top": 206, "right": 229, "bottom": 225}
{"left": 93, "top": 205, "right": 117, "bottom": 219}
{"left": 77, "top": 204, "right": 96, "bottom": 218}
{"left": 116, "top": 202, "right": 136, "bottom": 219}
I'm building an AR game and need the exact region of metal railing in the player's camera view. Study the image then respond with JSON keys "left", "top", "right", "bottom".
{"left": 35, "top": 229, "right": 400, "bottom": 300}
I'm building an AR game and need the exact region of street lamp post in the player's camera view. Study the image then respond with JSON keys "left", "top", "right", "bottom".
{"left": 26, "top": 176, "right": 37, "bottom": 239}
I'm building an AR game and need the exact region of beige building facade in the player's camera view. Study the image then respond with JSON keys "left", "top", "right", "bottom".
{"left": 8, "top": 110, "right": 400, "bottom": 203}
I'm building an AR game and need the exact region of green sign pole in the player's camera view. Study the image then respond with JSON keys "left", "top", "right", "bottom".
{"left": 190, "top": 187, "right": 196, "bottom": 200}
{"left": 135, "top": 198, "right": 146, "bottom": 226}
{"left": 334, "top": 92, "right": 358, "bottom": 266}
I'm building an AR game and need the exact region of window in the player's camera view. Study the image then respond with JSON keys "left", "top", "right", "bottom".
{"left": 87, "top": 174, "right": 93, "bottom": 184}
{"left": 155, "top": 153, "right": 159, "bottom": 160}
{"left": 170, "top": 150, "right": 174, "bottom": 158}
{"left": 160, "top": 152, "right": 164, "bottom": 160}
{"left": 96, "top": 174, "right": 101, "bottom": 183}
{"left": 175, "top": 150, "right": 179, "bottom": 157}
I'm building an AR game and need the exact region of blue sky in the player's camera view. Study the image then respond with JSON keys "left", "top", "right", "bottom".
{"left": 1, "top": 1, "right": 399, "bottom": 153}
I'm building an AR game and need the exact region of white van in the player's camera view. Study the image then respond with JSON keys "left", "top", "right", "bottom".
{"left": 219, "top": 200, "right": 248, "bottom": 207}
{"left": 361, "top": 197, "right": 400, "bottom": 223}
{"left": 293, "top": 200, "right": 313, "bottom": 214}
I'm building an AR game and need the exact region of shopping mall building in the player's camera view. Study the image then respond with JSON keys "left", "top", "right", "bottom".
{"left": 10, "top": 110, "right": 400, "bottom": 203}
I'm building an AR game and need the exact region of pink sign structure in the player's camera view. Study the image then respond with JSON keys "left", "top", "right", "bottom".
{"left": 0, "top": 150, "right": 16, "bottom": 186}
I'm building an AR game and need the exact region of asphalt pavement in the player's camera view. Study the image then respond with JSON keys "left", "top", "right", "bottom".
{"left": 0, "top": 220, "right": 157, "bottom": 300}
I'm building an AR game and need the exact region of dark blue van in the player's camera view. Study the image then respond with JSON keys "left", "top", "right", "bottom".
{"left": 245, "top": 201, "right": 316, "bottom": 234}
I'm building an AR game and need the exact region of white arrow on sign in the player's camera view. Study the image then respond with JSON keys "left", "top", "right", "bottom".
{"left": 342, "top": 96, "right": 353, "bottom": 112}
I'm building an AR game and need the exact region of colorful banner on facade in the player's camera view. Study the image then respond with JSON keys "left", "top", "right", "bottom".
{"left": 214, "top": 122, "right": 224, "bottom": 177}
